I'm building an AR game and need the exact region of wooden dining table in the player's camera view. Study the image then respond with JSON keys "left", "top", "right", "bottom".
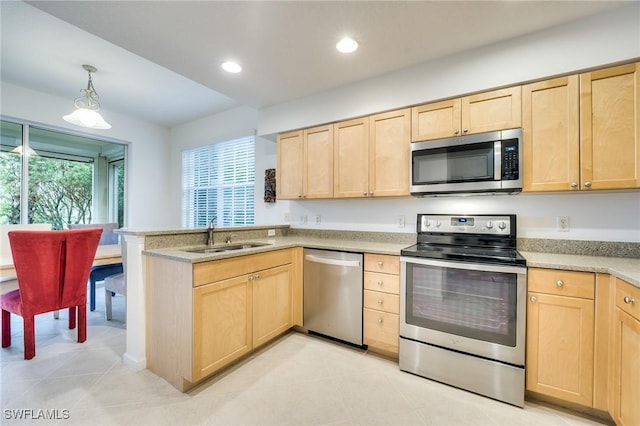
{"left": 0, "top": 244, "right": 122, "bottom": 279}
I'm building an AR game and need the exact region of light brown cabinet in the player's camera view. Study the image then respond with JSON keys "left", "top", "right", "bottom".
{"left": 411, "top": 86, "right": 521, "bottom": 141}
{"left": 526, "top": 268, "right": 595, "bottom": 406}
{"left": 522, "top": 76, "right": 580, "bottom": 191}
{"left": 580, "top": 63, "right": 640, "bottom": 190}
{"left": 523, "top": 62, "right": 640, "bottom": 192}
{"left": 610, "top": 278, "right": 640, "bottom": 426}
{"left": 333, "top": 109, "right": 411, "bottom": 198}
{"left": 277, "top": 125, "right": 333, "bottom": 200}
{"left": 146, "top": 249, "right": 297, "bottom": 391}
{"left": 363, "top": 254, "right": 400, "bottom": 357}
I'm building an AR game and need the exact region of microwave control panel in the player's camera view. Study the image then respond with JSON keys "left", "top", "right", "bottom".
{"left": 501, "top": 139, "right": 520, "bottom": 181}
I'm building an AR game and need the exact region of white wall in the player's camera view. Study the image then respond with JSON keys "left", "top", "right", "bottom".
{"left": 253, "top": 3, "right": 640, "bottom": 242}
{"left": 168, "top": 105, "right": 283, "bottom": 226}
{"left": 258, "top": 3, "right": 640, "bottom": 136}
{"left": 287, "top": 191, "right": 640, "bottom": 242}
{"left": 0, "top": 81, "right": 172, "bottom": 228}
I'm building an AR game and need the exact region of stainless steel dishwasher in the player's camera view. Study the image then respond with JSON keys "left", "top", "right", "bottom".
{"left": 303, "top": 249, "right": 363, "bottom": 346}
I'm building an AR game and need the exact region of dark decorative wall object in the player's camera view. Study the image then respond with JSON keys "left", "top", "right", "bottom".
{"left": 264, "top": 168, "right": 276, "bottom": 203}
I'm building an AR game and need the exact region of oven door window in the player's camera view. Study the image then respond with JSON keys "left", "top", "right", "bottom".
{"left": 412, "top": 141, "right": 496, "bottom": 185}
{"left": 405, "top": 262, "right": 517, "bottom": 347}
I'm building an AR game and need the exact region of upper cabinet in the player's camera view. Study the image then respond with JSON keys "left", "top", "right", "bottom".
{"left": 277, "top": 125, "right": 334, "bottom": 200}
{"left": 411, "top": 86, "right": 522, "bottom": 141}
{"left": 333, "top": 109, "right": 411, "bottom": 198}
{"left": 334, "top": 117, "right": 370, "bottom": 198}
{"left": 580, "top": 63, "right": 640, "bottom": 190}
{"left": 522, "top": 76, "right": 580, "bottom": 192}
{"left": 523, "top": 63, "right": 640, "bottom": 192}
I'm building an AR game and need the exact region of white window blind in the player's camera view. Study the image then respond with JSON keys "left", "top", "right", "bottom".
{"left": 182, "top": 136, "right": 255, "bottom": 228}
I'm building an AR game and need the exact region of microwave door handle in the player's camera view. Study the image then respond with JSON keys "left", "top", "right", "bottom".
{"left": 494, "top": 141, "right": 502, "bottom": 181}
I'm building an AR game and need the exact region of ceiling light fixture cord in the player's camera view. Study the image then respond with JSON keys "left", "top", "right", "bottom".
{"left": 76, "top": 67, "right": 102, "bottom": 111}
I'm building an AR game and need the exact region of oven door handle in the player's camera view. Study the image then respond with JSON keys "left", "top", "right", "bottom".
{"left": 400, "top": 256, "right": 526, "bottom": 275}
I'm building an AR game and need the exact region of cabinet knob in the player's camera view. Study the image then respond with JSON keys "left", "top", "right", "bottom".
{"left": 369, "top": 192, "right": 373, "bottom": 196}
{"left": 248, "top": 276, "right": 254, "bottom": 281}
{"left": 377, "top": 299, "right": 384, "bottom": 305}
{"left": 254, "top": 274, "right": 260, "bottom": 280}
{"left": 624, "top": 296, "right": 636, "bottom": 304}
{"left": 530, "top": 296, "right": 537, "bottom": 303}
{"left": 462, "top": 128, "right": 468, "bottom": 133}
{"left": 571, "top": 182, "right": 578, "bottom": 188}
{"left": 378, "top": 261, "right": 384, "bottom": 266}
{"left": 377, "top": 280, "right": 384, "bottom": 286}
{"left": 454, "top": 129, "right": 460, "bottom": 135}
{"left": 584, "top": 181, "right": 592, "bottom": 188}
{"left": 556, "top": 280, "right": 564, "bottom": 287}
{"left": 378, "top": 318, "right": 383, "bottom": 324}
{"left": 363, "top": 192, "right": 368, "bottom": 196}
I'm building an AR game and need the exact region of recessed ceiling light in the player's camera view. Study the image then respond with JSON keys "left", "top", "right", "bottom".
{"left": 336, "top": 37, "right": 358, "bottom": 54}
{"left": 221, "top": 61, "right": 242, "bottom": 73}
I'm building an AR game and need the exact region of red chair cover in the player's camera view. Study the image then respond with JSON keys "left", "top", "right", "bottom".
{"left": 1, "top": 229, "right": 102, "bottom": 359}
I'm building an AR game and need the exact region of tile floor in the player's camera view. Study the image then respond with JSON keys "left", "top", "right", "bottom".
{"left": 1, "top": 289, "right": 611, "bottom": 426}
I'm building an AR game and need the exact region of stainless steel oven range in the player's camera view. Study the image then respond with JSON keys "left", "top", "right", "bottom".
{"left": 400, "top": 214, "right": 527, "bottom": 407}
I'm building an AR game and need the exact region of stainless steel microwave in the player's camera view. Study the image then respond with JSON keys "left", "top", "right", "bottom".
{"left": 410, "top": 128, "right": 522, "bottom": 196}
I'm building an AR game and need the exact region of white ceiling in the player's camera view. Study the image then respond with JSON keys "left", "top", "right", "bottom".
{"left": 0, "top": 1, "right": 629, "bottom": 128}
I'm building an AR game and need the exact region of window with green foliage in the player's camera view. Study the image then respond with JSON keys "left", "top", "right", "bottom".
{"left": 0, "top": 120, "right": 126, "bottom": 229}
{"left": 182, "top": 136, "right": 255, "bottom": 228}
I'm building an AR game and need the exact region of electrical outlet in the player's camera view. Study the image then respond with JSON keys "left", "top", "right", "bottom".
{"left": 300, "top": 215, "right": 308, "bottom": 225}
{"left": 283, "top": 213, "right": 290, "bottom": 223}
{"left": 557, "top": 216, "right": 570, "bottom": 232}
{"left": 267, "top": 229, "right": 276, "bottom": 237}
{"left": 315, "top": 214, "right": 322, "bottom": 225}
{"left": 397, "top": 215, "right": 406, "bottom": 228}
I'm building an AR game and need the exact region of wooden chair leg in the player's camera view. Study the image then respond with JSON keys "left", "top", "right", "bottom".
{"left": 23, "top": 316, "right": 35, "bottom": 360}
{"left": 1, "top": 309, "right": 10, "bottom": 348}
{"left": 77, "top": 305, "right": 86, "bottom": 343}
{"left": 68, "top": 306, "right": 76, "bottom": 330}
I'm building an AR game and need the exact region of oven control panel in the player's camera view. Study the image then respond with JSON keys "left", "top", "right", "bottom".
{"left": 418, "top": 214, "right": 513, "bottom": 235}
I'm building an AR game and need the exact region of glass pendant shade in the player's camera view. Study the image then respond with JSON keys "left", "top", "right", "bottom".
{"left": 63, "top": 108, "right": 111, "bottom": 129}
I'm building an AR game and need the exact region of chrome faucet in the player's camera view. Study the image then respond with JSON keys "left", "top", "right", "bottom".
{"left": 207, "top": 217, "right": 216, "bottom": 246}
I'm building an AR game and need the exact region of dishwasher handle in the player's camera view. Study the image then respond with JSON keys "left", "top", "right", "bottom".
{"left": 304, "top": 254, "right": 361, "bottom": 268}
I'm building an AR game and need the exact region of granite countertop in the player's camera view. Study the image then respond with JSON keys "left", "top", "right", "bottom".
{"left": 521, "top": 251, "right": 640, "bottom": 287}
{"left": 143, "top": 234, "right": 639, "bottom": 288}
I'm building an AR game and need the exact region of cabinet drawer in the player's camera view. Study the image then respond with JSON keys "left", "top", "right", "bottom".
{"left": 364, "top": 290, "right": 399, "bottom": 314}
{"left": 616, "top": 278, "right": 640, "bottom": 321}
{"left": 364, "top": 308, "right": 399, "bottom": 354}
{"left": 364, "top": 254, "right": 399, "bottom": 275}
{"left": 193, "top": 249, "right": 292, "bottom": 287}
{"left": 364, "top": 271, "right": 400, "bottom": 295}
{"left": 528, "top": 268, "right": 594, "bottom": 299}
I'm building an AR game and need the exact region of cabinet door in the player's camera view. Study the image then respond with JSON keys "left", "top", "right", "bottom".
{"left": 304, "top": 125, "right": 334, "bottom": 199}
{"left": 369, "top": 108, "right": 411, "bottom": 197}
{"left": 252, "top": 264, "right": 292, "bottom": 347}
{"left": 461, "top": 86, "right": 522, "bottom": 134}
{"left": 611, "top": 308, "right": 640, "bottom": 426}
{"left": 277, "top": 130, "right": 304, "bottom": 199}
{"left": 522, "top": 76, "right": 580, "bottom": 192}
{"left": 526, "top": 292, "right": 594, "bottom": 406}
{"left": 193, "top": 275, "right": 252, "bottom": 381}
{"left": 334, "top": 117, "right": 370, "bottom": 198}
{"left": 411, "top": 98, "right": 462, "bottom": 141}
{"left": 580, "top": 63, "right": 640, "bottom": 190}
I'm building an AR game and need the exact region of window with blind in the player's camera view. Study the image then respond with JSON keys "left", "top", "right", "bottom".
{"left": 182, "top": 136, "right": 255, "bottom": 228}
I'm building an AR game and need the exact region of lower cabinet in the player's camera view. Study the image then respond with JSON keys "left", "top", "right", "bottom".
{"left": 526, "top": 268, "right": 595, "bottom": 406}
{"left": 363, "top": 254, "right": 400, "bottom": 357}
{"left": 610, "top": 278, "right": 640, "bottom": 426}
{"left": 146, "top": 248, "right": 298, "bottom": 391}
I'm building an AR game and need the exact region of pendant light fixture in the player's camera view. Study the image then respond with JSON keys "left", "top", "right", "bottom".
{"left": 63, "top": 64, "right": 111, "bottom": 130}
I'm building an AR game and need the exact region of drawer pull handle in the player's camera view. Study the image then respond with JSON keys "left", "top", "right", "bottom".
{"left": 378, "top": 318, "right": 383, "bottom": 324}
{"left": 377, "top": 299, "right": 384, "bottom": 305}
{"left": 556, "top": 280, "right": 564, "bottom": 287}
{"left": 624, "top": 296, "right": 636, "bottom": 304}
{"left": 530, "top": 296, "right": 537, "bottom": 303}
{"left": 377, "top": 281, "right": 384, "bottom": 286}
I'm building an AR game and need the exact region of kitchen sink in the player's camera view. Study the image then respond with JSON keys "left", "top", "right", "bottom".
{"left": 185, "top": 242, "right": 271, "bottom": 254}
